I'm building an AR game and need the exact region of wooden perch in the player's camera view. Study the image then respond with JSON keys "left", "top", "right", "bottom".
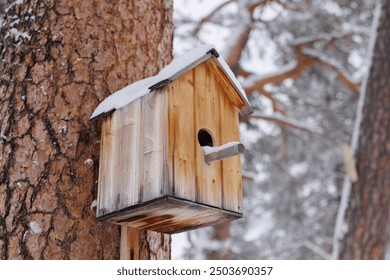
{"left": 203, "top": 142, "right": 245, "bottom": 164}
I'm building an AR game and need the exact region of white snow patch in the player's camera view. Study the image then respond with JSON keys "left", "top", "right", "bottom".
{"left": 202, "top": 141, "right": 241, "bottom": 155}
{"left": 255, "top": 1, "right": 283, "bottom": 22}
{"left": 8, "top": 28, "right": 31, "bottom": 41}
{"left": 90, "top": 76, "right": 153, "bottom": 119}
{"left": 29, "top": 221, "right": 42, "bottom": 234}
{"left": 240, "top": 123, "right": 260, "bottom": 145}
{"left": 244, "top": 211, "right": 274, "bottom": 241}
{"left": 84, "top": 158, "right": 94, "bottom": 165}
{"left": 5, "top": 0, "right": 24, "bottom": 13}
{"left": 242, "top": 60, "right": 297, "bottom": 88}
{"left": 220, "top": 2, "right": 250, "bottom": 59}
{"left": 58, "top": 125, "right": 67, "bottom": 134}
{"left": 172, "top": 232, "right": 190, "bottom": 260}
{"left": 290, "top": 162, "right": 309, "bottom": 177}
{"left": 90, "top": 200, "right": 97, "bottom": 210}
{"left": 0, "top": 133, "right": 8, "bottom": 141}
{"left": 41, "top": 86, "right": 48, "bottom": 96}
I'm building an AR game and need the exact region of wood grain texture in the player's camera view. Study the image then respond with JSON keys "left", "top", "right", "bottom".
{"left": 120, "top": 98, "right": 143, "bottom": 208}
{"left": 194, "top": 63, "right": 222, "bottom": 208}
{"left": 216, "top": 75, "right": 243, "bottom": 212}
{"left": 98, "top": 111, "right": 124, "bottom": 214}
{"left": 206, "top": 58, "right": 247, "bottom": 114}
{"left": 167, "top": 71, "right": 196, "bottom": 200}
{"left": 120, "top": 225, "right": 170, "bottom": 260}
{"left": 142, "top": 89, "right": 166, "bottom": 201}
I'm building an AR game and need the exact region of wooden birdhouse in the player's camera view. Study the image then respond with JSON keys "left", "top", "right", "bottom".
{"left": 90, "top": 45, "right": 253, "bottom": 234}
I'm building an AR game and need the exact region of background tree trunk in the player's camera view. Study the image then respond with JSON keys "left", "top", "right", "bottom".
{"left": 339, "top": 0, "right": 390, "bottom": 259}
{"left": 0, "top": 0, "right": 173, "bottom": 259}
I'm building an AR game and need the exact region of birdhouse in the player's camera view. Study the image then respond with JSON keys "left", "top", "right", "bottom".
{"left": 90, "top": 45, "right": 253, "bottom": 234}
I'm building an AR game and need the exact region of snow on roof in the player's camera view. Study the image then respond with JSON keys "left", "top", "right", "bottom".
{"left": 90, "top": 44, "right": 253, "bottom": 120}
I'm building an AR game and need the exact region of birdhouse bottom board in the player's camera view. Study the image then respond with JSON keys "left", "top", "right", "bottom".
{"left": 98, "top": 196, "right": 242, "bottom": 234}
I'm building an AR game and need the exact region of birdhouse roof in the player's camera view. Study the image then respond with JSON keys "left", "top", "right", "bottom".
{"left": 90, "top": 44, "right": 253, "bottom": 120}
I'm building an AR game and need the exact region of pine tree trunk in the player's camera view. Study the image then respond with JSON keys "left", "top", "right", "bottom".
{"left": 0, "top": 0, "right": 173, "bottom": 259}
{"left": 339, "top": 1, "right": 390, "bottom": 259}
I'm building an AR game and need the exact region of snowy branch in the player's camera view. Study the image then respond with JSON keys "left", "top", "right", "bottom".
{"left": 250, "top": 111, "right": 323, "bottom": 135}
{"left": 192, "top": 0, "right": 235, "bottom": 36}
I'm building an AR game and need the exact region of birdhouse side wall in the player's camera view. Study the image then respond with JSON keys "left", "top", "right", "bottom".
{"left": 166, "top": 61, "right": 243, "bottom": 213}
{"left": 97, "top": 89, "right": 168, "bottom": 217}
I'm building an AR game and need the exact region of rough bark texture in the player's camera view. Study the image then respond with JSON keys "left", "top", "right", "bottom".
{"left": 0, "top": 0, "right": 173, "bottom": 259}
{"left": 121, "top": 227, "right": 170, "bottom": 260}
{"left": 339, "top": 1, "right": 390, "bottom": 259}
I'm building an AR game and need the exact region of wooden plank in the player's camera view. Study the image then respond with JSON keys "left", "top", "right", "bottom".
{"left": 98, "top": 116, "right": 116, "bottom": 215}
{"left": 167, "top": 71, "right": 196, "bottom": 201}
{"left": 167, "top": 83, "right": 175, "bottom": 196}
{"left": 215, "top": 68, "right": 243, "bottom": 213}
{"left": 142, "top": 89, "right": 166, "bottom": 202}
{"left": 120, "top": 99, "right": 143, "bottom": 208}
{"left": 97, "top": 112, "right": 123, "bottom": 215}
{"left": 108, "top": 111, "right": 123, "bottom": 212}
{"left": 120, "top": 226, "right": 140, "bottom": 260}
{"left": 205, "top": 58, "right": 248, "bottom": 114}
{"left": 194, "top": 63, "right": 222, "bottom": 208}
{"left": 96, "top": 120, "right": 107, "bottom": 217}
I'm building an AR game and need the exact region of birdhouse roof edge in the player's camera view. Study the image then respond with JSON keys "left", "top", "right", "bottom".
{"left": 90, "top": 44, "right": 253, "bottom": 120}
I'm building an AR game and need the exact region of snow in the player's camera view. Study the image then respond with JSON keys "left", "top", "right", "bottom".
{"left": 216, "top": 56, "right": 249, "bottom": 104}
{"left": 84, "top": 158, "right": 94, "bottom": 165}
{"left": 90, "top": 77, "right": 153, "bottom": 119}
{"left": 255, "top": 1, "right": 283, "bottom": 22}
{"left": 220, "top": 2, "right": 250, "bottom": 59}
{"left": 90, "top": 200, "right": 97, "bottom": 210}
{"left": 244, "top": 211, "right": 274, "bottom": 241}
{"left": 252, "top": 111, "right": 324, "bottom": 135}
{"left": 8, "top": 28, "right": 31, "bottom": 41}
{"left": 202, "top": 141, "right": 242, "bottom": 155}
{"left": 90, "top": 44, "right": 251, "bottom": 119}
{"left": 5, "top": 0, "right": 24, "bottom": 13}
{"left": 0, "top": 134, "right": 7, "bottom": 141}
{"left": 242, "top": 61, "right": 298, "bottom": 88}
{"left": 29, "top": 221, "right": 42, "bottom": 234}
{"left": 290, "top": 162, "right": 309, "bottom": 177}
{"left": 172, "top": 233, "right": 190, "bottom": 260}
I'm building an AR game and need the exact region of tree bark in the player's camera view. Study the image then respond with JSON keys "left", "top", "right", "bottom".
{"left": 339, "top": 1, "right": 390, "bottom": 259}
{"left": 0, "top": 0, "right": 173, "bottom": 259}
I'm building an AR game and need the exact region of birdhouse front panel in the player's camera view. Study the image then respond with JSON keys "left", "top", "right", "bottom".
{"left": 92, "top": 45, "right": 253, "bottom": 233}
{"left": 166, "top": 61, "right": 243, "bottom": 213}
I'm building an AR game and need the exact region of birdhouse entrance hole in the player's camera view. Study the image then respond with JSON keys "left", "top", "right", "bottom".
{"left": 198, "top": 129, "right": 214, "bottom": 147}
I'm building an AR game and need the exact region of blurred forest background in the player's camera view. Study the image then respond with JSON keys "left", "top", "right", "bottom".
{"left": 172, "top": 0, "right": 383, "bottom": 259}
